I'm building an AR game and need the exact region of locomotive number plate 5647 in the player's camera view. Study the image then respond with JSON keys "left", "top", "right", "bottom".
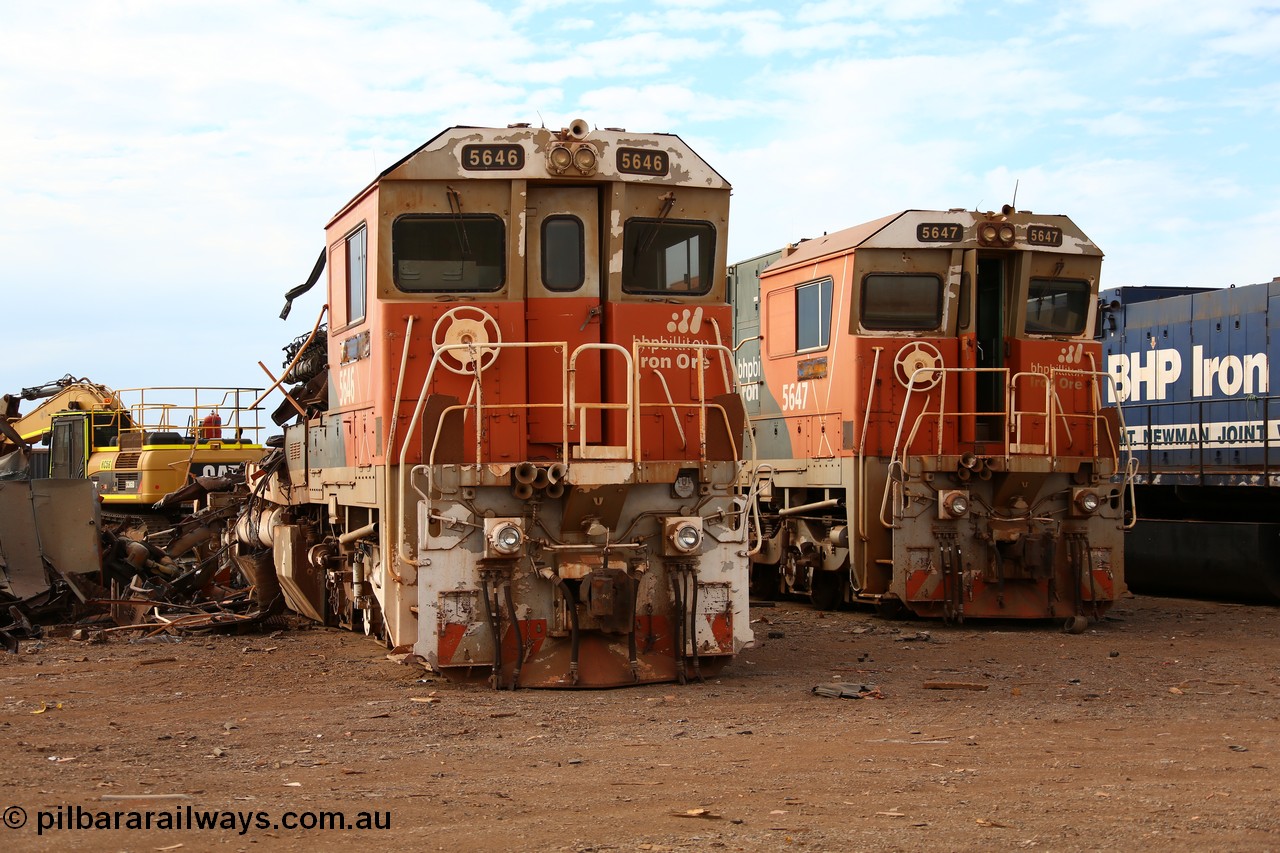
{"left": 1026, "top": 225, "right": 1063, "bottom": 246}
{"left": 916, "top": 223, "right": 962, "bottom": 242}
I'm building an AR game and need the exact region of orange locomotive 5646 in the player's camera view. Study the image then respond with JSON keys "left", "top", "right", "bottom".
{"left": 235, "top": 120, "right": 752, "bottom": 687}
{"left": 731, "top": 208, "right": 1134, "bottom": 628}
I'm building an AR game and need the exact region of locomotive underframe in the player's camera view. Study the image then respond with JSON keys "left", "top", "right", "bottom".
{"left": 751, "top": 453, "right": 1126, "bottom": 623}
{"left": 234, "top": 415, "right": 752, "bottom": 688}
{"left": 419, "top": 461, "right": 748, "bottom": 688}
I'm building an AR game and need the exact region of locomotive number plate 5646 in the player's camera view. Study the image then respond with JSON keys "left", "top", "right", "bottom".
{"left": 617, "top": 148, "right": 669, "bottom": 176}
{"left": 461, "top": 144, "right": 525, "bottom": 171}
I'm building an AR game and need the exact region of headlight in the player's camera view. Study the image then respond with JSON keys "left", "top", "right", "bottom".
{"left": 488, "top": 520, "right": 524, "bottom": 556}
{"left": 663, "top": 518, "right": 703, "bottom": 555}
{"left": 674, "top": 524, "right": 701, "bottom": 551}
{"left": 977, "top": 220, "right": 1016, "bottom": 247}
{"left": 547, "top": 143, "right": 573, "bottom": 174}
{"left": 1073, "top": 489, "right": 1101, "bottom": 516}
{"left": 572, "top": 144, "right": 598, "bottom": 174}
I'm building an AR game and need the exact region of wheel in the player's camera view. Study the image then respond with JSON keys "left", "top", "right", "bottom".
{"left": 356, "top": 597, "right": 392, "bottom": 648}
{"left": 1063, "top": 614, "right": 1089, "bottom": 634}
{"left": 893, "top": 341, "right": 943, "bottom": 390}
{"left": 780, "top": 552, "right": 800, "bottom": 597}
{"left": 430, "top": 306, "right": 502, "bottom": 375}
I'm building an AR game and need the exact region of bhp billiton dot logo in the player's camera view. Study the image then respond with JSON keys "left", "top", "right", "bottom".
{"left": 667, "top": 307, "right": 703, "bottom": 334}
{"left": 1057, "top": 343, "right": 1084, "bottom": 365}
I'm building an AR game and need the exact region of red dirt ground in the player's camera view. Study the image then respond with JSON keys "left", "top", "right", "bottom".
{"left": 1, "top": 593, "right": 1277, "bottom": 851}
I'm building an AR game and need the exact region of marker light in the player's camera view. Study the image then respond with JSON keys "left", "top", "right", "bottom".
{"left": 940, "top": 490, "right": 971, "bottom": 519}
{"left": 1073, "top": 489, "right": 1101, "bottom": 516}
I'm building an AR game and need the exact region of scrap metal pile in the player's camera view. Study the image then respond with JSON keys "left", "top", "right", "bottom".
{"left": 0, "top": 470, "right": 283, "bottom": 652}
{"left": 0, "top": 378, "right": 280, "bottom": 652}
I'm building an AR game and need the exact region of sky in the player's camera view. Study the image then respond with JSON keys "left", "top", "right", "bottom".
{"left": 2, "top": 0, "right": 1279, "bottom": 402}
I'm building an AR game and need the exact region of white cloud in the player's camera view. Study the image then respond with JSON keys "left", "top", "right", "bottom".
{"left": 1065, "top": 0, "right": 1280, "bottom": 36}
{"left": 796, "top": 0, "right": 965, "bottom": 23}
{"left": 0, "top": 0, "right": 1278, "bottom": 397}
{"left": 578, "top": 84, "right": 761, "bottom": 130}
{"left": 1075, "top": 111, "right": 1166, "bottom": 138}
{"left": 1209, "top": 10, "right": 1280, "bottom": 55}
{"left": 519, "top": 32, "right": 719, "bottom": 81}
{"left": 736, "top": 19, "right": 886, "bottom": 55}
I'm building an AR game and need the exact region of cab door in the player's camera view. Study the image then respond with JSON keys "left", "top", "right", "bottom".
{"left": 524, "top": 187, "right": 602, "bottom": 450}
{"left": 975, "top": 256, "right": 1007, "bottom": 440}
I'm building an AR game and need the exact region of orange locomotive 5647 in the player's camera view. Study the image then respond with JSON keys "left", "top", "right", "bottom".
{"left": 731, "top": 208, "right": 1134, "bottom": 628}
{"left": 235, "top": 120, "right": 752, "bottom": 687}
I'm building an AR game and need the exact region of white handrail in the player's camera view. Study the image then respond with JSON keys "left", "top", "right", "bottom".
{"left": 393, "top": 340, "right": 566, "bottom": 565}
{"left": 650, "top": 369, "right": 687, "bottom": 450}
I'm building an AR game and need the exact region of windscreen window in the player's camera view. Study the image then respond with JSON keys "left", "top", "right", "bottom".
{"left": 622, "top": 219, "right": 714, "bottom": 295}
{"left": 392, "top": 214, "right": 504, "bottom": 292}
{"left": 796, "top": 278, "right": 833, "bottom": 351}
{"left": 542, "top": 215, "right": 585, "bottom": 291}
{"left": 1025, "top": 278, "right": 1090, "bottom": 335}
{"left": 862, "top": 274, "right": 943, "bottom": 331}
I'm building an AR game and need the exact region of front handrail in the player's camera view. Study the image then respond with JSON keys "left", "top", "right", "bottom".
{"left": 394, "top": 340, "right": 569, "bottom": 565}
{"left": 854, "top": 346, "right": 884, "bottom": 578}
{"left": 650, "top": 370, "right": 687, "bottom": 450}
{"left": 570, "top": 342, "right": 634, "bottom": 459}
{"left": 879, "top": 365, "right": 1136, "bottom": 529}
{"left": 632, "top": 340, "right": 739, "bottom": 465}
{"left": 392, "top": 337, "right": 743, "bottom": 567}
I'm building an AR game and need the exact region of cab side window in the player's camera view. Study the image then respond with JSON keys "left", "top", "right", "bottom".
{"left": 346, "top": 225, "right": 367, "bottom": 324}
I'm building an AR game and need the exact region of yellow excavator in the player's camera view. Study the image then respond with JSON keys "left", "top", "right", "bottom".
{"left": 1, "top": 376, "right": 121, "bottom": 475}
{"left": 2, "top": 376, "right": 265, "bottom": 522}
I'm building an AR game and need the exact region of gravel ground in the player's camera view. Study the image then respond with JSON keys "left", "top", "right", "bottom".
{"left": 0, "top": 593, "right": 1276, "bottom": 851}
